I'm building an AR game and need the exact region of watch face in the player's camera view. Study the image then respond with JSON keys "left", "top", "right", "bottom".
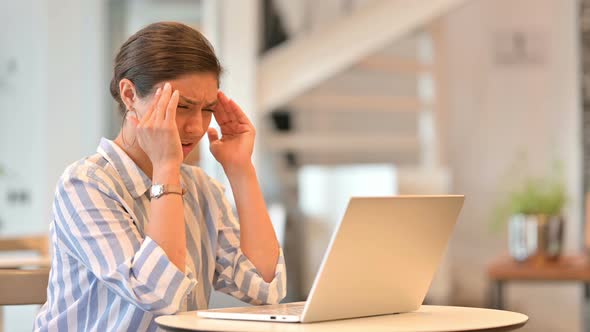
{"left": 151, "top": 185, "right": 164, "bottom": 198}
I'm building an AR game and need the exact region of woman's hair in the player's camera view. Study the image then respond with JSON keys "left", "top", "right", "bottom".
{"left": 109, "top": 21, "right": 223, "bottom": 114}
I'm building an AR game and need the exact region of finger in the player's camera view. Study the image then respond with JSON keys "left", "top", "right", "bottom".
{"left": 219, "top": 91, "right": 237, "bottom": 121}
{"left": 212, "top": 105, "right": 229, "bottom": 124}
{"left": 228, "top": 99, "right": 253, "bottom": 126}
{"left": 213, "top": 91, "right": 231, "bottom": 124}
{"left": 207, "top": 127, "right": 219, "bottom": 143}
{"left": 165, "top": 90, "right": 180, "bottom": 123}
{"left": 211, "top": 109, "right": 222, "bottom": 130}
{"left": 155, "top": 82, "right": 172, "bottom": 122}
{"left": 214, "top": 92, "right": 237, "bottom": 134}
{"left": 217, "top": 92, "right": 239, "bottom": 131}
{"left": 141, "top": 87, "right": 162, "bottom": 125}
{"left": 236, "top": 124, "right": 252, "bottom": 133}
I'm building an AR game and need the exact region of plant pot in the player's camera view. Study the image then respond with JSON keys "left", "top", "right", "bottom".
{"left": 508, "top": 214, "right": 564, "bottom": 262}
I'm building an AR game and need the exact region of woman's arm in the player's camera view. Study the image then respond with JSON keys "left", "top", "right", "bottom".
{"left": 54, "top": 167, "right": 196, "bottom": 315}
{"left": 225, "top": 163, "right": 279, "bottom": 282}
{"left": 210, "top": 170, "right": 286, "bottom": 304}
{"left": 208, "top": 91, "right": 280, "bottom": 282}
{"left": 128, "top": 82, "right": 186, "bottom": 272}
{"left": 147, "top": 165, "right": 185, "bottom": 272}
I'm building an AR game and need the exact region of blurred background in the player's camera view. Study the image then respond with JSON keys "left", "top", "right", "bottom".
{"left": 0, "top": 0, "right": 587, "bottom": 331}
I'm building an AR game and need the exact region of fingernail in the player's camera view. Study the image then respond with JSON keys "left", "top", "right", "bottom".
{"left": 165, "top": 82, "right": 171, "bottom": 90}
{"left": 155, "top": 87, "right": 161, "bottom": 96}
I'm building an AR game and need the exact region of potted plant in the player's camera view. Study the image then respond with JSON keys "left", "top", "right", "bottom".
{"left": 493, "top": 161, "right": 567, "bottom": 262}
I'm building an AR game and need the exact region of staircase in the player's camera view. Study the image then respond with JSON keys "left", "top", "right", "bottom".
{"left": 256, "top": 0, "right": 470, "bottom": 303}
{"left": 258, "top": 0, "right": 469, "bottom": 181}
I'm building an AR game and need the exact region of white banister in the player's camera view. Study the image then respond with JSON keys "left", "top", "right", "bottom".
{"left": 258, "top": 0, "right": 469, "bottom": 113}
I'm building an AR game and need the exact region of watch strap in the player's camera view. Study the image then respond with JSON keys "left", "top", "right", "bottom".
{"left": 150, "top": 183, "right": 186, "bottom": 199}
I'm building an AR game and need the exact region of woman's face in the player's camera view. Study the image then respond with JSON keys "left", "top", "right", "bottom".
{"left": 134, "top": 72, "right": 218, "bottom": 158}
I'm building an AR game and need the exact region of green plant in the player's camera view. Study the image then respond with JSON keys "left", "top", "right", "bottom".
{"left": 491, "top": 160, "right": 567, "bottom": 232}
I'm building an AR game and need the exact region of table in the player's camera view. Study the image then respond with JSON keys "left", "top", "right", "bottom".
{"left": 0, "top": 255, "right": 50, "bottom": 332}
{"left": 0, "top": 255, "right": 50, "bottom": 269}
{"left": 155, "top": 305, "right": 528, "bottom": 332}
{"left": 487, "top": 254, "right": 590, "bottom": 310}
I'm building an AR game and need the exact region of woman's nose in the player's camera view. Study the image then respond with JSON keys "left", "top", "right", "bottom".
{"left": 184, "top": 111, "right": 204, "bottom": 135}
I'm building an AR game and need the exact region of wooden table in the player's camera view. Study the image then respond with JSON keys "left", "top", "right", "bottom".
{"left": 0, "top": 255, "right": 50, "bottom": 269}
{"left": 155, "top": 305, "right": 528, "bottom": 332}
{"left": 0, "top": 255, "right": 50, "bottom": 332}
{"left": 487, "top": 254, "right": 590, "bottom": 309}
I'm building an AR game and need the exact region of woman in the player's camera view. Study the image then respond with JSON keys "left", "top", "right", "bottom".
{"left": 34, "top": 22, "right": 286, "bottom": 331}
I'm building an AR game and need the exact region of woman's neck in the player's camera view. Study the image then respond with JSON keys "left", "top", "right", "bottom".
{"left": 113, "top": 128, "right": 154, "bottom": 179}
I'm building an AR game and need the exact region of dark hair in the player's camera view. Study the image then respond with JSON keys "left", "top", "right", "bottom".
{"left": 109, "top": 21, "right": 223, "bottom": 114}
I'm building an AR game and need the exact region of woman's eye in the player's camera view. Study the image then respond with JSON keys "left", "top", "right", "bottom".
{"left": 204, "top": 109, "right": 215, "bottom": 113}
{"left": 177, "top": 105, "right": 189, "bottom": 109}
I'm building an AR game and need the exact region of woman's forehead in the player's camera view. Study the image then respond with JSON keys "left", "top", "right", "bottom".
{"left": 171, "top": 72, "right": 218, "bottom": 88}
{"left": 179, "top": 94, "right": 218, "bottom": 107}
{"left": 157, "top": 73, "right": 218, "bottom": 102}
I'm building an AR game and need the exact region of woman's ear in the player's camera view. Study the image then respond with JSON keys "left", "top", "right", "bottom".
{"left": 119, "top": 78, "right": 137, "bottom": 111}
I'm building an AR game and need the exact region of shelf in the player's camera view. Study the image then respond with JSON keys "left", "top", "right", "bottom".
{"left": 289, "top": 95, "right": 430, "bottom": 113}
{"left": 266, "top": 133, "right": 420, "bottom": 152}
{"left": 355, "top": 55, "right": 433, "bottom": 74}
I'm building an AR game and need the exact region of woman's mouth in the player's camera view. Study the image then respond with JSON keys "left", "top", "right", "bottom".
{"left": 181, "top": 142, "right": 196, "bottom": 155}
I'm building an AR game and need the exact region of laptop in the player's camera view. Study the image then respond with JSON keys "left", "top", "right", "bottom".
{"left": 197, "top": 195, "right": 464, "bottom": 323}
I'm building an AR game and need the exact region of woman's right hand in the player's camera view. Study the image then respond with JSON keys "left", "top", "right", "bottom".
{"left": 128, "top": 82, "right": 183, "bottom": 171}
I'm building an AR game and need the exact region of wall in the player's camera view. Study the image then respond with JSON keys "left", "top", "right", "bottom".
{"left": 0, "top": 0, "right": 106, "bottom": 234}
{"left": 0, "top": 0, "right": 584, "bottom": 330}
{"left": 0, "top": 0, "right": 48, "bottom": 236}
{"left": 443, "top": 0, "right": 583, "bottom": 331}
{"left": 46, "top": 0, "right": 107, "bottom": 206}
{"left": 0, "top": 0, "right": 50, "bottom": 328}
{"left": 0, "top": 0, "right": 107, "bottom": 330}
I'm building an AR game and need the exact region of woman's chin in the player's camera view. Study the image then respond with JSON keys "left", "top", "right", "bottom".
{"left": 182, "top": 143, "right": 196, "bottom": 156}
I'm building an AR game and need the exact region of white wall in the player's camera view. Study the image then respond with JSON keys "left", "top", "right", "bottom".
{"left": 443, "top": 0, "right": 582, "bottom": 331}
{"left": 0, "top": 0, "right": 107, "bottom": 330}
{"left": 0, "top": 0, "right": 107, "bottom": 235}
{"left": 46, "top": 0, "right": 107, "bottom": 207}
{"left": 0, "top": 0, "right": 48, "bottom": 236}
{"left": 0, "top": 2, "right": 49, "bottom": 329}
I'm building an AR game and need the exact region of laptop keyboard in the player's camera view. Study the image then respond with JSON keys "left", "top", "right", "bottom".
{"left": 275, "top": 303, "right": 304, "bottom": 316}
{"left": 235, "top": 302, "right": 305, "bottom": 316}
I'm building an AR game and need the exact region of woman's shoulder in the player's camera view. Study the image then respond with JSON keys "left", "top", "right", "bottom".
{"left": 58, "top": 152, "right": 122, "bottom": 194}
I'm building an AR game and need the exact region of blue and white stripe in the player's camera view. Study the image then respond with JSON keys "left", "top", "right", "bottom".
{"left": 33, "top": 138, "right": 287, "bottom": 331}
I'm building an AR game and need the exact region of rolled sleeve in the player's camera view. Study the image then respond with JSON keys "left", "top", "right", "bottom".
{"left": 54, "top": 171, "right": 197, "bottom": 315}
{"left": 128, "top": 236, "right": 197, "bottom": 314}
{"left": 215, "top": 247, "right": 287, "bottom": 305}
{"left": 210, "top": 182, "right": 287, "bottom": 304}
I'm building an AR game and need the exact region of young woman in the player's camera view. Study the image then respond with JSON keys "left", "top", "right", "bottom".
{"left": 34, "top": 22, "right": 286, "bottom": 331}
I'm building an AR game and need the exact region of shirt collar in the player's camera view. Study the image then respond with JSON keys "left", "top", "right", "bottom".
{"left": 97, "top": 138, "right": 152, "bottom": 198}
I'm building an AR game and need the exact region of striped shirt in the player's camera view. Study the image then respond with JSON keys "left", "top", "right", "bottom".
{"left": 33, "top": 138, "right": 286, "bottom": 331}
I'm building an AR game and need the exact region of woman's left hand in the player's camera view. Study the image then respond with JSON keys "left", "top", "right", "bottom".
{"left": 207, "top": 91, "right": 256, "bottom": 171}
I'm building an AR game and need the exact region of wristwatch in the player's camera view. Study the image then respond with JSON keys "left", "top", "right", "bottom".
{"left": 150, "top": 183, "right": 186, "bottom": 199}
